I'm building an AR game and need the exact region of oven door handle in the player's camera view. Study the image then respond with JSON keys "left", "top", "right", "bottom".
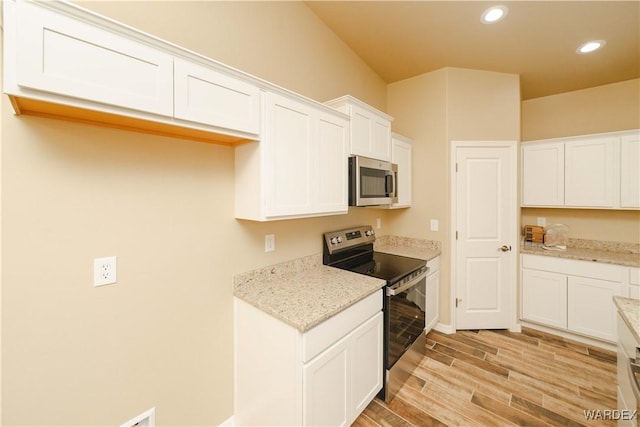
{"left": 386, "top": 268, "right": 429, "bottom": 297}
{"left": 630, "top": 358, "right": 640, "bottom": 401}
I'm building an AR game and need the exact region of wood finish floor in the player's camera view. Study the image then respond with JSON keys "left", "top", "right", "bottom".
{"left": 354, "top": 327, "right": 618, "bottom": 427}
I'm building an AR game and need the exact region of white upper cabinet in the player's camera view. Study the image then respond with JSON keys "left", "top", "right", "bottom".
{"left": 4, "top": 0, "right": 264, "bottom": 144}
{"left": 521, "top": 141, "right": 565, "bottom": 206}
{"left": 264, "top": 92, "right": 315, "bottom": 218}
{"left": 14, "top": 0, "right": 174, "bottom": 116}
{"left": 235, "top": 91, "right": 349, "bottom": 221}
{"left": 174, "top": 58, "right": 260, "bottom": 134}
{"left": 564, "top": 136, "right": 617, "bottom": 207}
{"left": 620, "top": 132, "right": 640, "bottom": 208}
{"left": 391, "top": 134, "right": 412, "bottom": 208}
{"left": 325, "top": 96, "right": 393, "bottom": 161}
{"left": 521, "top": 130, "right": 639, "bottom": 210}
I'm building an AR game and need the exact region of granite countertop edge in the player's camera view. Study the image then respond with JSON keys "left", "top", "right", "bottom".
{"left": 521, "top": 239, "right": 640, "bottom": 268}
{"left": 613, "top": 296, "right": 640, "bottom": 344}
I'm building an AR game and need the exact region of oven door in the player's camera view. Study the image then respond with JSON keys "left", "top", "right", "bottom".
{"left": 385, "top": 275, "right": 426, "bottom": 368}
{"left": 349, "top": 156, "right": 398, "bottom": 206}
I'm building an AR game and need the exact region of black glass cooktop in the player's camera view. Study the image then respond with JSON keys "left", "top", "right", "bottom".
{"left": 333, "top": 251, "right": 426, "bottom": 284}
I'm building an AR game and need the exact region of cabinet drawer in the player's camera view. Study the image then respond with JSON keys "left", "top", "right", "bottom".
{"left": 522, "top": 254, "right": 625, "bottom": 282}
{"left": 302, "top": 290, "right": 382, "bottom": 363}
{"left": 16, "top": 1, "right": 173, "bottom": 116}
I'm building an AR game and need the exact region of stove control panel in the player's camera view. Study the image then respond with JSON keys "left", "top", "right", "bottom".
{"left": 323, "top": 225, "right": 375, "bottom": 254}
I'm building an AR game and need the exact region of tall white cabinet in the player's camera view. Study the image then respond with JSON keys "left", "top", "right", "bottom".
{"left": 521, "top": 130, "right": 639, "bottom": 209}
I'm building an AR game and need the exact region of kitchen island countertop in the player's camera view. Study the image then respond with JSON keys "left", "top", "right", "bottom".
{"left": 613, "top": 296, "right": 640, "bottom": 344}
{"left": 233, "top": 254, "right": 385, "bottom": 332}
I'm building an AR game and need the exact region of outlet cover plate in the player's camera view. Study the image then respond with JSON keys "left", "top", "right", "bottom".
{"left": 94, "top": 256, "right": 117, "bottom": 287}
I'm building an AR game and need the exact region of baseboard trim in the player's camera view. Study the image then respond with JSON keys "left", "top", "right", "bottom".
{"left": 520, "top": 321, "right": 616, "bottom": 352}
{"left": 433, "top": 322, "right": 455, "bottom": 334}
{"left": 219, "top": 415, "right": 234, "bottom": 426}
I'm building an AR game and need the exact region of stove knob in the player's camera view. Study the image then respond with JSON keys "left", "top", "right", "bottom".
{"left": 330, "top": 237, "right": 338, "bottom": 245}
{"left": 337, "top": 236, "right": 343, "bottom": 243}
{"left": 365, "top": 229, "right": 374, "bottom": 237}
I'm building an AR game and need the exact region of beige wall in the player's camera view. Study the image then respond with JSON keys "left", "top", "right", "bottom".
{"left": 1, "top": 2, "right": 387, "bottom": 426}
{"left": 521, "top": 79, "right": 640, "bottom": 244}
{"left": 386, "top": 67, "right": 521, "bottom": 328}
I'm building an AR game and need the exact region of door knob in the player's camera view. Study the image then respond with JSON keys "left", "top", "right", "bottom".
{"left": 500, "top": 245, "right": 512, "bottom": 252}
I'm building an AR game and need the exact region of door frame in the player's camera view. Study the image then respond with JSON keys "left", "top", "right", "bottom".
{"left": 449, "top": 140, "right": 520, "bottom": 333}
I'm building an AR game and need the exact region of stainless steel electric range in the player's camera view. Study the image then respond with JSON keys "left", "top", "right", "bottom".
{"left": 323, "top": 225, "right": 428, "bottom": 403}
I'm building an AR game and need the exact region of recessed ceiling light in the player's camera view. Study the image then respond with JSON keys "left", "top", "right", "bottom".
{"left": 577, "top": 40, "right": 606, "bottom": 54}
{"left": 481, "top": 5, "right": 508, "bottom": 24}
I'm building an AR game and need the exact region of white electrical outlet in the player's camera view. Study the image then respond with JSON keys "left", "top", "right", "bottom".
{"left": 265, "top": 234, "right": 275, "bottom": 252}
{"left": 430, "top": 219, "right": 439, "bottom": 232}
{"left": 94, "top": 256, "right": 117, "bottom": 287}
{"left": 537, "top": 217, "right": 546, "bottom": 227}
{"left": 376, "top": 218, "right": 382, "bottom": 229}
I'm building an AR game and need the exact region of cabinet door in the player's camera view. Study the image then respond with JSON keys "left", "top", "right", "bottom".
{"left": 16, "top": 1, "right": 173, "bottom": 116}
{"left": 426, "top": 270, "right": 440, "bottom": 331}
{"left": 568, "top": 276, "right": 622, "bottom": 342}
{"left": 349, "top": 104, "right": 391, "bottom": 161}
{"left": 565, "top": 137, "right": 617, "bottom": 207}
{"left": 371, "top": 117, "right": 392, "bottom": 161}
{"left": 316, "top": 111, "right": 349, "bottom": 215}
{"left": 521, "top": 142, "right": 564, "bottom": 206}
{"left": 264, "top": 92, "right": 314, "bottom": 217}
{"left": 521, "top": 269, "right": 567, "bottom": 328}
{"left": 174, "top": 58, "right": 260, "bottom": 134}
{"left": 351, "top": 312, "right": 383, "bottom": 422}
{"left": 392, "top": 136, "right": 412, "bottom": 207}
{"left": 303, "top": 336, "right": 350, "bottom": 427}
{"left": 620, "top": 132, "right": 640, "bottom": 208}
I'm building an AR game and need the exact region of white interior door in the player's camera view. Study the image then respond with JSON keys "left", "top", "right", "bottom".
{"left": 454, "top": 143, "right": 516, "bottom": 330}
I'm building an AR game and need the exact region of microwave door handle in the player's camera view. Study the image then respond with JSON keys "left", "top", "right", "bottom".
{"left": 385, "top": 172, "right": 395, "bottom": 196}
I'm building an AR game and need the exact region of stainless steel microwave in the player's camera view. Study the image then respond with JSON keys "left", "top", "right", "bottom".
{"left": 349, "top": 155, "right": 398, "bottom": 206}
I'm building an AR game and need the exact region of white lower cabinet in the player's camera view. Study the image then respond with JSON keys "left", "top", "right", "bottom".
{"left": 303, "top": 313, "right": 383, "bottom": 426}
{"left": 567, "top": 276, "right": 622, "bottom": 342}
{"left": 629, "top": 267, "right": 640, "bottom": 299}
{"left": 617, "top": 312, "right": 639, "bottom": 427}
{"left": 235, "top": 291, "right": 383, "bottom": 426}
{"left": 521, "top": 268, "right": 568, "bottom": 329}
{"left": 425, "top": 256, "right": 440, "bottom": 332}
{"left": 303, "top": 335, "right": 350, "bottom": 426}
{"left": 521, "top": 254, "right": 627, "bottom": 343}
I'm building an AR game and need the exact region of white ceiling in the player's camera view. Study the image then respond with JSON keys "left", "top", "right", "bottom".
{"left": 305, "top": 1, "right": 640, "bottom": 100}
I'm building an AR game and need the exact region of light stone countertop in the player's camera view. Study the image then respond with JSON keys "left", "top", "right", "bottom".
{"left": 374, "top": 235, "right": 441, "bottom": 261}
{"left": 233, "top": 254, "right": 385, "bottom": 332}
{"left": 521, "top": 238, "right": 640, "bottom": 268}
{"left": 614, "top": 296, "right": 640, "bottom": 345}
